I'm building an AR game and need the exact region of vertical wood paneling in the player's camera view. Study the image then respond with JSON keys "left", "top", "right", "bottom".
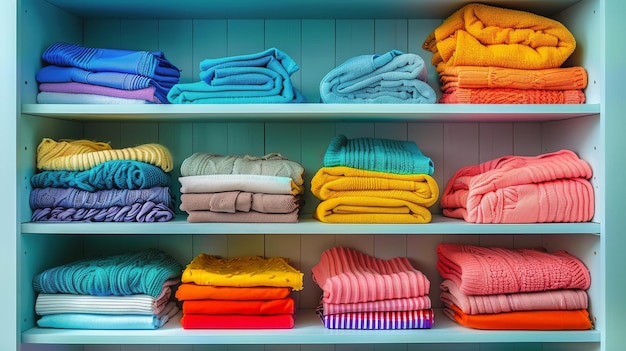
{"left": 193, "top": 234, "right": 228, "bottom": 258}
{"left": 334, "top": 20, "right": 375, "bottom": 64}
{"left": 120, "top": 122, "right": 159, "bottom": 146}
{"left": 228, "top": 20, "right": 264, "bottom": 55}
{"left": 408, "top": 122, "right": 444, "bottom": 214}
{"left": 191, "top": 122, "right": 230, "bottom": 155}
{"left": 442, "top": 123, "right": 479, "bottom": 190}
{"left": 375, "top": 20, "right": 408, "bottom": 53}
{"left": 300, "top": 123, "right": 336, "bottom": 214}
{"left": 159, "top": 122, "right": 193, "bottom": 213}
{"left": 192, "top": 20, "right": 228, "bottom": 83}
{"left": 120, "top": 20, "right": 159, "bottom": 51}
{"left": 301, "top": 20, "right": 335, "bottom": 102}
{"left": 299, "top": 234, "right": 336, "bottom": 309}
{"left": 84, "top": 20, "right": 121, "bottom": 48}
{"left": 227, "top": 234, "right": 265, "bottom": 257}
{"left": 265, "top": 19, "right": 303, "bottom": 92}
{"left": 265, "top": 123, "right": 303, "bottom": 163}
{"left": 159, "top": 20, "right": 194, "bottom": 85}
{"left": 407, "top": 19, "right": 442, "bottom": 94}
{"left": 227, "top": 123, "right": 265, "bottom": 155}
{"left": 512, "top": 123, "right": 543, "bottom": 156}
{"left": 478, "top": 123, "right": 513, "bottom": 163}
{"left": 83, "top": 122, "right": 122, "bottom": 146}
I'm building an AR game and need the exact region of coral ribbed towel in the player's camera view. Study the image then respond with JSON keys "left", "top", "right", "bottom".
{"left": 422, "top": 3, "right": 576, "bottom": 72}
{"left": 439, "top": 87, "right": 586, "bottom": 104}
{"left": 436, "top": 243, "right": 591, "bottom": 296}
{"left": 441, "top": 149, "right": 594, "bottom": 223}
{"left": 311, "top": 247, "right": 430, "bottom": 304}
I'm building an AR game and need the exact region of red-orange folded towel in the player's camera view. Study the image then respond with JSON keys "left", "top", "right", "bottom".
{"left": 175, "top": 283, "right": 291, "bottom": 301}
{"left": 439, "top": 87, "right": 585, "bottom": 104}
{"left": 182, "top": 297, "right": 295, "bottom": 315}
{"left": 180, "top": 314, "right": 295, "bottom": 329}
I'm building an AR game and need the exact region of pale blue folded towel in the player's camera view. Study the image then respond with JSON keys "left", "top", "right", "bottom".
{"left": 320, "top": 49, "right": 436, "bottom": 104}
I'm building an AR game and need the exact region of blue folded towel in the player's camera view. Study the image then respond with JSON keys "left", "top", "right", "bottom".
{"left": 29, "top": 186, "right": 173, "bottom": 210}
{"left": 320, "top": 49, "right": 436, "bottom": 103}
{"left": 168, "top": 47, "right": 306, "bottom": 104}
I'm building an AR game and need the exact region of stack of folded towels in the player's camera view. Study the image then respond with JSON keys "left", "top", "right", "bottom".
{"left": 32, "top": 249, "right": 183, "bottom": 330}
{"left": 178, "top": 152, "right": 305, "bottom": 223}
{"left": 319, "top": 49, "right": 436, "bottom": 103}
{"left": 422, "top": 3, "right": 587, "bottom": 104}
{"left": 440, "top": 149, "right": 595, "bottom": 223}
{"left": 30, "top": 138, "right": 176, "bottom": 222}
{"left": 177, "top": 253, "right": 303, "bottom": 329}
{"left": 310, "top": 134, "right": 439, "bottom": 223}
{"left": 312, "top": 247, "right": 434, "bottom": 329}
{"left": 167, "top": 47, "right": 306, "bottom": 103}
{"left": 436, "top": 243, "right": 593, "bottom": 330}
{"left": 36, "top": 42, "right": 180, "bottom": 104}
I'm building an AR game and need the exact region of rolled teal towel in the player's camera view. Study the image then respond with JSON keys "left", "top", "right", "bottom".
{"left": 32, "top": 249, "right": 183, "bottom": 298}
{"left": 323, "top": 134, "right": 434, "bottom": 175}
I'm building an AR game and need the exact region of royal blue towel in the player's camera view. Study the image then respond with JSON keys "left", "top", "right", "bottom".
{"left": 29, "top": 186, "right": 173, "bottom": 210}
{"left": 31, "top": 201, "right": 175, "bottom": 222}
{"left": 323, "top": 134, "right": 435, "bottom": 175}
{"left": 167, "top": 47, "right": 306, "bottom": 104}
{"left": 41, "top": 42, "right": 181, "bottom": 82}
{"left": 320, "top": 49, "right": 436, "bottom": 103}
{"left": 30, "top": 160, "right": 171, "bottom": 192}
{"left": 32, "top": 249, "right": 184, "bottom": 297}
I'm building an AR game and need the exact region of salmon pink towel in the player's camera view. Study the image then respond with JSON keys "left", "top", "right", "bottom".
{"left": 182, "top": 297, "right": 295, "bottom": 315}
{"left": 323, "top": 296, "right": 431, "bottom": 315}
{"left": 175, "top": 283, "right": 291, "bottom": 301}
{"left": 441, "top": 149, "right": 594, "bottom": 223}
{"left": 437, "top": 243, "right": 591, "bottom": 296}
{"left": 311, "top": 247, "right": 430, "bottom": 304}
{"left": 180, "top": 313, "right": 294, "bottom": 329}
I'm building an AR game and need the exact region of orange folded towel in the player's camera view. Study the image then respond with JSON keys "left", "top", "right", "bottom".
{"left": 175, "top": 283, "right": 291, "bottom": 301}
{"left": 439, "top": 87, "right": 586, "bottom": 104}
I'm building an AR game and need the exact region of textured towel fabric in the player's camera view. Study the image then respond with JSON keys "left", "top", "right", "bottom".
{"left": 443, "top": 303, "right": 592, "bottom": 330}
{"left": 317, "top": 307, "right": 434, "bottom": 330}
{"left": 175, "top": 283, "right": 291, "bottom": 301}
{"left": 180, "top": 313, "right": 295, "bottom": 329}
{"left": 32, "top": 249, "right": 184, "bottom": 297}
{"left": 324, "top": 135, "right": 434, "bottom": 175}
{"left": 185, "top": 209, "right": 299, "bottom": 223}
{"left": 36, "top": 138, "right": 174, "bottom": 172}
{"left": 439, "top": 279, "right": 588, "bottom": 314}
{"left": 180, "top": 152, "right": 305, "bottom": 185}
{"left": 29, "top": 186, "right": 173, "bottom": 210}
{"left": 39, "top": 82, "right": 163, "bottom": 103}
{"left": 182, "top": 297, "right": 295, "bottom": 315}
{"left": 441, "top": 149, "right": 594, "bottom": 223}
{"left": 181, "top": 254, "right": 304, "bottom": 291}
{"left": 179, "top": 174, "right": 304, "bottom": 195}
{"left": 438, "top": 66, "right": 588, "bottom": 91}
{"left": 323, "top": 296, "right": 432, "bottom": 315}
{"left": 41, "top": 42, "right": 181, "bottom": 81}
{"left": 311, "top": 247, "right": 430, "bottom": 304}
{"left": 313, "top": 196, "right": 433, "bottom": 224}
{"left": 30, "top": 160, "right": 171, "bottom": 192}
{"left": 180, "top": 192, "right": 301, "bottom": 213}
{"left": 37, "top": 301, "right": 179, "bottom": 330}
{"left": 436, "top": 243, "right": 591, "bottom": 296}
{"left": 422, "top": 3, "right": 576, "bottom": 72}
{"left": 439, "top": 87, "right": 586, "bottom": 104}
{"left": 31, "top": 201, "right": 175, "bottom": 222}
{"left": 37, "top": 91, "right": 153, "bottom": 104}
{"left": 320, "top": 50, "right": 436, "bottom": 103}
{"left": 310, "top": 166, "right": 439, "bottom": 207}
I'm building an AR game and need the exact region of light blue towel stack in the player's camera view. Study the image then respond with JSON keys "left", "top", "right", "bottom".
{"left": 320, "top": 49, "right": 436, "bottom": 104}
{"left": 168, "top": 48, "right": 306, "bottom": 104}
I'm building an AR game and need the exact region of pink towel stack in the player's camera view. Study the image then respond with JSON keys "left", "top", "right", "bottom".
{"left": 311, "top": 247, "right": 434, "bottom": 329}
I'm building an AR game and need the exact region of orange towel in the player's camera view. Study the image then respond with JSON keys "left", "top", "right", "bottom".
{"left": 439, "top": 87, "right": 586, "bottom": 104}
{"left": 175, "top": 283, "right": 291, "bottom": 301}
{"left": 182, "top": 297, "right": 295, "bottom": 315}
{"left": 444, "top": 303, "right": 593, "bottom": 330}
{"left": 422, "top": 3, "right": 576, "bottom": 72}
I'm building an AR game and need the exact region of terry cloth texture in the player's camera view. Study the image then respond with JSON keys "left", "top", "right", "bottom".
{"left": 181, "top": 254, "right": 304, "bottom": 291}
{"left": 323, "top": 134, "right": 434, "bottom": 175}
{"left": 421, "top": 3, "right": 577, "bottom": 72}
{"left": 29, "top": 186, "right": 173, "bottom": 210}
{"left": 167, "top": 47, "right": 306, "bottom": 104}
{"left": 36, "top": 138, "right": 174, "bottom": 172}
{"left": 441, "top": 149, "right": 595, "bottom": 223}
{"left": 32, "top": 249, "right": 184, "bottom": 297}
{"left": 319, "top": 49, "right": 436, "bottom": 103}
{"left": 311, "top": 247, "right": 430, "bottom": 304}
{"left": 439, "top": 87, "right": 586, "bottom": 104}
{"left": 180, "top": 152, "right": 305, "bottom": 185}
{"left": 436, "top": 243, "right": 591, "bottom": 296}
{"left": 31, "top": 201, "right": 175, "bottom": 222}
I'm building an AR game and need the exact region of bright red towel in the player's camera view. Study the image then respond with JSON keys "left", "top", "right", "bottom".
{"left": 182, "top": 297, "right": 295, "bottom": 315}
{"left": 180, "top": 314, "right": 295, "bottom": 329}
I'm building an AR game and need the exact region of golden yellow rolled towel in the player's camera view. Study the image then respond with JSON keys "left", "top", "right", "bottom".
{"left": 36, "top": 138, "right": 174, "bottom": 172}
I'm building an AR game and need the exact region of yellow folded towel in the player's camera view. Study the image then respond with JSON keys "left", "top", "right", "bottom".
{"left": 36, "top": 138, "right": 174, "bottom": 172}
{"left": 313, "top": 196, "right": 433, "bottom": 224}
{"left": 422, "top": 3, "right": 576, "bottom": 72}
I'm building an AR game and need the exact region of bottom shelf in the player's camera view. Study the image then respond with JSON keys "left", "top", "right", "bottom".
{"left": 21, "top": 309, "right": 601, "bottom": 345}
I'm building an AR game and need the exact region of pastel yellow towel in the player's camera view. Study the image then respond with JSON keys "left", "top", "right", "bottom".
{"left": 422, "top": 3, "right": 576, "bottom": 72}
{"left": 313, "top": 196, "right": 433, "bottom": 224}
{"left": 181, "top": 254, "right": 304, "bottom": 291}
{"left": 311, "top": 166, "right": 439, "bottom": 207}
{"left": 36, "top": 138, "right": 174, "bottom": 172}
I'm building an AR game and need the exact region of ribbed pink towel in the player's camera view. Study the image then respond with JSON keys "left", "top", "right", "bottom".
{"left": 440, "top": 279, "right": 588, "bottom": 314}
{"left": 437, "top": 243, "right": 591, "bottom": 296}
{"left": 323, "top": 296, "right": 432, "bottom": 315}
{"left": 441, "top": 149, "right": 594, "bottom": 223}
{"left": 311, "top": 247, "right": 430, "bottom": 304}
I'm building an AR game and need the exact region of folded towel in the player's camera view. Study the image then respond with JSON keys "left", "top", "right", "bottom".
{"left": 180, "top": 192, "right": 301, "bottom": 213}
{"left": 179, "top": 174, "right": 303, "bottom": 195}
{"left": 182, "top": 254, "right": 304, "bottom": 291}
{"left": 436, "top": 243, "right": 591, "bottom": 296}
{"left": 32, "top": 249, "right": 184, "bottom": 297}
{"left": 182, "top": 297, "right": 295, "bottom": 315}
{"left": 30, "top": 160, "right": 171, "bottom": 192}
{"left": 441, "top": 149, "right": 594, "bottom": 223}
{"left": 36, "top": 138, "right": 173, "bottom": 172}
{"left": 310, "top": 166, "right": 439, "bottom": 207}
{"left": 438, "top": 66, "right": 588, "bottom": 91}
{"left": 180, "top": 313, "right": 295, "bottom": 329}
{"left": 317, "top": 307, "right": 434, "bottom": 330}
{"left": 440, "top": 279, "right": 588, "bottom": 314}
{"left": 41, "top": 42, "right": 181, "bottom": 81}
{"left": 180, "top": 152, "right": 305, "bottom": 185}
{"left": 39, "top": 82, "right": 163, "bottom": 103}
{"left": 37, "top": 91, "right": 153, "bottom": 104}
{"left": 422, "top": 3, "right": 576, "bottom": 72}
{"left": 175, "top": 283, "right": 291, "bottom": 301}
{"left": 30, "top": 186, "right": 172, "bottom": 210}
{"left": 313, "top": 196, "right": 433, "bottom": 224}
{"left": 443, "top": 303, "right": 592, "bottom": 330}
{"left": 31, "top": 201, "right": 175, "bottom": 222}
{"left": 311, "top": 247, "right": 430, "bottom": 304}
{"left": 323, "top": 296, "right": 432, "bottom": 315}
{"left": 324, "top": 134, "right": 434, "bottom": 175}
{"left": 185, "top": 209, "right": 299, "bottom": 223}
{"left": 439, "top": 87, "right": 586, "bottom": 104}
{"left": 320, "top": 49, "right": 436, "bottom": 103}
